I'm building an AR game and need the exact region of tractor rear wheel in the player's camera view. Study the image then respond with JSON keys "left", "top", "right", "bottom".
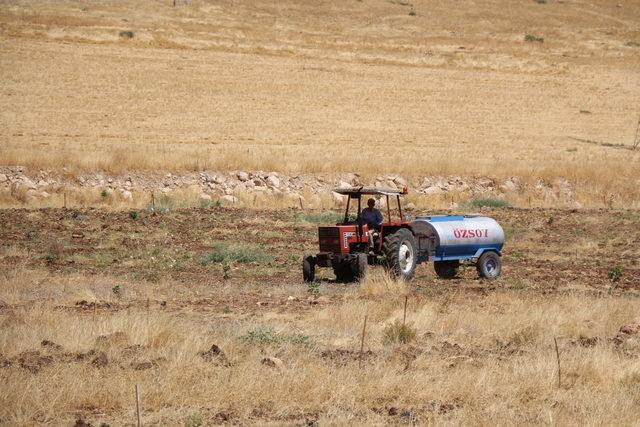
{"left": 383, "top": 228, "right": 417, "bottom": 280}
{"left": 302, "top": 255, "right": 315, "bottom": 282}
{"left": 476, "top": 251, "right": 501, "bottom": 279}
{"left": 434, "top": 260, "right": 460, "bottom": 279}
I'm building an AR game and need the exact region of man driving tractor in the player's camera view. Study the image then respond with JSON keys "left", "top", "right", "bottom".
{"left": 361, "top": 197, "right": 383, "bottom": 250}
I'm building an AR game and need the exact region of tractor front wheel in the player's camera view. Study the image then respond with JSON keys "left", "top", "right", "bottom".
{"left": 333, "top": 262, "right": 355, "bottom": 282}
{"left": 302, "top": 255, "right": 315, "bottom": 282}
{"left": 434, "top": 260, "right": 460, "bottom": 279}
{"left": 354, "top": 253, "right": 368, "bottom": 280}
{"left": 383, "top": 228, "right": 417, "bottom": 280}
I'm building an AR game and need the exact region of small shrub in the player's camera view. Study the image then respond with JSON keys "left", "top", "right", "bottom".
{"left": 465, "top": 198, "right": 510, "bottom": 208}
{"left": 524, "top": 34, "right": 544, "bottom": 43}
{"left": 112, "top": 284, "right": 124, "bottom": 298}
{"left": 129, "top": 210, "right": 138, "bottom": 220}
{"left": 44, "top": 240, "right": 64, "bottom": 265}
{"left": 625, "top": 41, "right": 640, "bottom": 47}
{"left": 119, "top": 30, "right": 134, "bottom": 39}
{"left": 200, "top": 242, "right": 271, "bottom": 265}
{"left": 608, "top": 265, "right": 623, "bottom": 282}
{"left": 533, "top": 0, "right": 546, "bottom": 4}
{"left": 222, "top": 261, "right": 231, "bottom": 280}
{"left": 408, "top": 10, "right": 416, "bottom": 16}
{"left": 382, "top": 320, "right": 417, "bottom": 345}
{"left": 580, "top": 109, "right": 591, "bottom": 114}
{"left": 100, "top": 189, "right": 109, "bottom": 199}
{"left": 307, "top": 281, "right": 320, "bottom": 298}
{"left": 185, "top": 412, "right": 203, "bottom": 427}
{"left": 71, "top": 211, "right": 83, "bottom": 221}
{"left": 239, "top": 327, "right": 311, "bottom": 346}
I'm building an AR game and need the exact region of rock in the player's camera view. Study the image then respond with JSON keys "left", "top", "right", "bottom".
{"left": 237, "top": 171, "right": 249, "bottom": 182}
{"left": 394, "top": 176, "right": 407, "bottom": 186}
{"left": 40, "top": 191, "right": 50, "bottom": 198}
{"left": 121, "top": 190, "right": 133, "bottom": 201}
{"left": 261, "top": 356, "right": 284, "bottom": 369}
{"left": 0, "top": 174, "right": 7, "bottom": 183}
{"left": 220, "top": 195, "right": 238, "bottom": 205}
{"left": 22, "top": 177, "right": 37, "bottom": 190}
{"left": 235, "top": 183, "right": 247, "bottom": 193}
{"left": 405, "top": 202, "right": 416, "bottom": 211}
{"left": 423, "top": 186, "right": 443, "bottom": 195}
{"left": 331, "top": 191, "right": 345, "bottom": 204}
{"left": 199, "top": 193, "right": 212, "bottom": 202}
{"left": 337, "top": 181, "right": 351, "bottom": 189}
{"left": 500, "top": 178, "right": 520, "bottom": 192}
{"left": 266, "top": 175, "right": 280, "bottom": 188}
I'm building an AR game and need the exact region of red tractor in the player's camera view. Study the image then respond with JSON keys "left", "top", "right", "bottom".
{"left": 302, "top": 186, "right": 421, "bottom": 282}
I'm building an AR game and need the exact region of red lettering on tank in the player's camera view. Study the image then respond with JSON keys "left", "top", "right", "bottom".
{"left": 453, "top": 228, "right": 489, "bottom": 239}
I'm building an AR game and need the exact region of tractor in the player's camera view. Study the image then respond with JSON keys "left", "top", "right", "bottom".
{"left": 302, "top": 186, "right": 505, "bottom": 282}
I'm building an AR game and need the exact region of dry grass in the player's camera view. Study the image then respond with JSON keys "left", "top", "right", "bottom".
{"left": 1, "top": 266, "right": 639, "bottom": 425}
{"left": 1, "top": 0, "right": 640, "bottom": 205}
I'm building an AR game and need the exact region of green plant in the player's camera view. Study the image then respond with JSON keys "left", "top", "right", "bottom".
{"left": 185, "top": 412, "right": 203, "bottom": 427}
{"left": 307, "top": 281, "right": 320, "bottom": 298}
{"left": 112, "top": 284, "right": 124, "bottom": 298}
{"left": 533, "top": 0, "right": 546, "bottom": 4}
{"left": 119, "top": 30, "right": 134, "bottom": 39}
{"left": 200, "top": 242, "right": 271, "bottom": 265}
{"left": 129, "top": 210, "right": 138, "bottom": 220}
{"left": 465, "top": 198, "right": 510, "bottom": 208}
{"left": 524, "top": 34, "right": 544, "bottom": 43}
{"left": 408, "top": 10, "right": 416, "bottom": 16}
{"left": 222, "top": 261, "right": 231, "bottom": 280}
{"left": 625, "top": 41, "right": 640, "bottom": 47}
{"left": 239, "top": 327, "right": 311, "bottom": 346}
{"left": 100, "top": 189, "right": 109, "bottom": 199}
{"left": 608, "top": 265, "right": 623, "bottom": 283}
{"left": 382, "top": 320, "right": 417, "bottom": 345}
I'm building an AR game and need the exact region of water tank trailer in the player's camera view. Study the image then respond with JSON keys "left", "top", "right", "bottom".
{"left": 410, "top": 215, "right": 505, "bottom": 279}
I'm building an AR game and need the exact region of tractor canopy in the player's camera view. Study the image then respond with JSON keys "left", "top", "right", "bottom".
{"left": 333, "top": 186, "right": 408, "bottom": 197}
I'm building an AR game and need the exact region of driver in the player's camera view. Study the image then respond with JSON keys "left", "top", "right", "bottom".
{"left": 361, "top": 198, "right": 383, "bottom": 250}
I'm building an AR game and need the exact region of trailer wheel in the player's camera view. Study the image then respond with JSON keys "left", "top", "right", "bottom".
{"left": 434, "top": 260, "right": 460, "bottom": 279}
{"left": 477, "top": 251, "right": 501, "bottom": 279}
{"left": 302, "top": 255, "right": 315, "bottom": 282}
{"left": 383, "top": 228, "right": 417, "bottom": 280}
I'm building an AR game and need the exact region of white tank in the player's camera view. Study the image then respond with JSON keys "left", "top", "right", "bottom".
{"left": 411, "top": 215, "right": 504, "bottom": 259}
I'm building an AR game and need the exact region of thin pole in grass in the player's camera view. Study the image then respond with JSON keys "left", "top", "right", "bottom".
{"left": 553, "top": 337, "right": 561, "bottom": 388}
{"left": 402, "top": 295, "right": 408, "bottom": 327}
{"left": 299, "top": 196, "right": 304, "bottom": 210}
{"left": 150, "top": 192, "right": 156, "bottom": 215}
{"left": 135, "top": 384, "right": 142, "bottom": 427}
{"left": 359, "top": 315, "right": 368, "bottom": 369}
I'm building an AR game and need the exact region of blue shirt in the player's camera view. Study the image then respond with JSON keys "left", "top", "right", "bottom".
{"left": 361, "top": 207, "right": 383, "bottom": 228}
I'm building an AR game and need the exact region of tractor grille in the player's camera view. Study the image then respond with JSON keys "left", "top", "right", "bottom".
{"left": 318, "top": 227, "right": 341, "bottom": 253}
